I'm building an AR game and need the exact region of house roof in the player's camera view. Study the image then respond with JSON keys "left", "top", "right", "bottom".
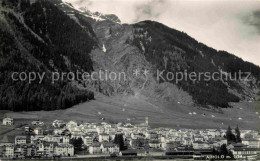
{"left": 57, "top": 143, "right": 73, "bottom": 148}
{"left": 231, "top": 143, "right": 246, "bottom": 147}
{"left": 43, "top": 142, "right": 58, "bottom": 146}
{"left": 102, "top": 143, "right": 116, "bottom": 148}
{"left": 3, "top": 117, "right": 13, "bottom": 120}
{"left": 15, "top": 136, "right": 27, "bottom": 139}
{"left": 91, "top": 142, "right": 101, "bottom": 147}
{"left": 242, "top": 138, "right": 259, "bottom": 141}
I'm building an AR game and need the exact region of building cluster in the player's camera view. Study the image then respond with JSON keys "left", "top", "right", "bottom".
{"left": 1, "top": 117, "right": 260, "bottom": 159}
{"left": 0, "top": 118, "right": 74, "bottom": 159}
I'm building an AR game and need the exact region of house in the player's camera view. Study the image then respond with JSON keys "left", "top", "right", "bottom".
{"left": 66, "top": 120, "right": 78, "bottom": 131}
{"left": 208, "top": 129, "right": 221, "bottom": 138}
{"left": 34, "top": 127, "right": 43, "bottom": 135}
{"left": 100, "top": 143, "right": 119, "bottom": 154}
{"left": 42, "top": 135, "right": 60, "bottom": 143}
{"left": 242, "top": 138, "right": 259, "bottom": 148}
{"left": 60, "top": 129, "right": 71, "bottom": 136}
{"left": 243, "top": 133, "right": 254, "bottom": 139}
{"left": 98, "top": 133, "right": 110, "bottom": 142}
{"left": 52, "top": 120, "right": 66, "bottom": 128}
{"left": 183, "top": 137, "right": 192, "bottom": 146}
{"left": 130, "top": 138, "right": 149, "bottom": 149}
{"left": 89, "top": 142, "right": 101, "bottom": 154}
{"left": 43, "top": 142, "right": 56, "bottom": 156}
{"left": 174, "top": 137, "right": 182, "bottom": 142}
{"left": 166, "top": 141, "right": 179, "bottom": 152}
{"left": 149, "top": 140, "right": 161, "bottom": 149}
{"left": 84, "top": 127, "right": 97, "bottom": 133}
{"left": 20, "top": 144, "right": 37, "bottom": 158}
{"left": 31, "top": 120, "right": 44, "bottom": 126}
{"left": 83, "top": 135, "right": 93, "bottom": 146}
{"left": 61, "top": 135, "right": 70, "bottom": 144}
{"left": 24, "top": 126, "right": 32, "bottom": 133}
{"left": 194, "top": 136, "right": 204, "bottom": 142}
{"left": 14, "top": 144, "right": 23, "bottom": 158}
{"left": 96, "top": 126, "right": 105, "bottom": 134}
{"left": 0, "top": 143, "right": 14, "bottom": 158}
{"left": 15, "top": 136, "right": 27, "bottom": 145}
{"left": 54, "top": 143, "right": 74, "bottom": 157}
{"left": 3, "top": 117, "right": 13, "bottom": 125}
{"left": 71, "top": 132, "right": 83, "bottom": 139}
{"left": 227, "top": 143, "right": 246, "bottom": 150}
{"left": 53, "top": 128, "right": 64, "bottom": 135}
{"left": 131, "top": 132, "right": 145, "bottom": 139}
{"left": 36, "top": 142, "right": 44, "bottom": 156}
{"left": 160, "top": 136, "right": 167, "bottom": 150}
{"left": 193, "top": 141, "right": 210, "bottom": 149}
{"left": 145, "top": 131, "right": 158, "bottom": 139}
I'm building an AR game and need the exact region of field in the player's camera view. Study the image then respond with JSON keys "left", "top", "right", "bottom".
{"left": 0, "top": 93, "right": 260, "bottom": 130}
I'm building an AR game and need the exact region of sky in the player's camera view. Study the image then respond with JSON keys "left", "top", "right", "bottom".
{"left": 63, "top": 0, "right": 260, "bottom": 66}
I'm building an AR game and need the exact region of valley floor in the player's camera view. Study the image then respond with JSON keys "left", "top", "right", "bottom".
{"left": 0, "top": 93, "right": 260, "bottom": 130}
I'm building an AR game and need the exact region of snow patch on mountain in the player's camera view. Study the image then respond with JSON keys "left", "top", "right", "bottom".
{"left": 102, "top": 44, "right": 107, "bottom": 53}
{"left": 83, "top": 13, "right": 106, "bottom": 22}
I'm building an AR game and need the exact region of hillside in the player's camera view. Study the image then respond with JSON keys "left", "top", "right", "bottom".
{"left": 0, "top": 0, "right": 95, "bottom": 111}
{"left": 69, "top": 2, "right": 260, "bottom": 108}
{"left": 1, "top": 94, "right": 260, "bottom": 130}
{"left": 131, "top": 21, "right": 260, "bottom": 107}
{"left": 0, "top": 0, "right": 260, "bottom": 113}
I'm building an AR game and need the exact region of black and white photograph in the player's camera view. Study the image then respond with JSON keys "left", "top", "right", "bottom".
{"left": 0, "top": 0, "right": 260, "bottom": 160}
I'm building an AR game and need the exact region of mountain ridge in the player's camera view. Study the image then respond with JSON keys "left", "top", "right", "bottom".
{"left": 0, "top": 0, "right": 259, "bottom": 112}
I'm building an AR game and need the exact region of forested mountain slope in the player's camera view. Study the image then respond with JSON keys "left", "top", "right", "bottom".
{"left": 130, "top": 21, "right": 260, "bottom": 107}
{"left": 0, "top": 0, "right": 259, "bottom": 112}
{"left": 0, "top": 0, "right": 95, "bottom": 111}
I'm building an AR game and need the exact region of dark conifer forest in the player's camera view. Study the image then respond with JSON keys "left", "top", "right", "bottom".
{"left": 0, "top": 0, "right": 95, "bottom": 111}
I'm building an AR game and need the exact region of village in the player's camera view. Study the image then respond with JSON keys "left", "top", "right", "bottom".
{"left": 0, "top": 116, "right": 260, "bottom": 160}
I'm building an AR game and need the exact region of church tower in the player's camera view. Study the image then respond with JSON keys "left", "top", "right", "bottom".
{"left": 145, "top": 117, "right": 149, "bottom": 126}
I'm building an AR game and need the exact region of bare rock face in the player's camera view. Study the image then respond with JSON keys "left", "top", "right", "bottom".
{"left": 0, "top": 0, "right": 259, "bottom": 112}
{"left": 55, "top": 0, "right": 260, "bottom": 108}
